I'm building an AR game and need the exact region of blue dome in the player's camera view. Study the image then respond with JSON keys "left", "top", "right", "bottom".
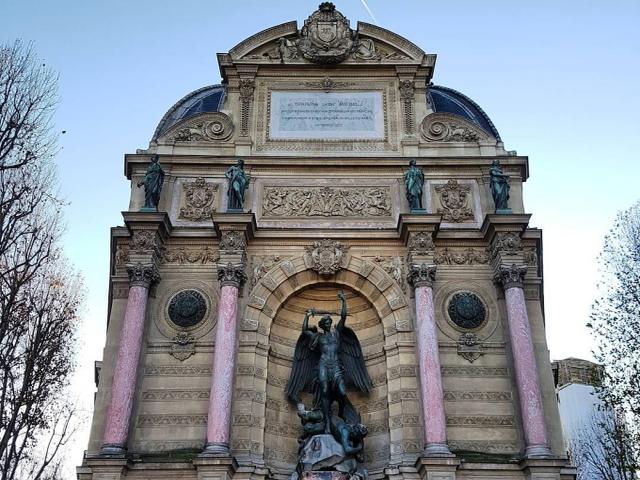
{"left": 152, "top": 85, "right": 226, "bottom": 140}
{"left": 427, "top": 84, "right": 501, "bottom": 141}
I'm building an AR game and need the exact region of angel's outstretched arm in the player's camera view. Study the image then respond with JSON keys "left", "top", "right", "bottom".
{"left": 302, "top": 309, "right": 315, "bottom": 337}
{"left": 337, "top": 291, "right": 347, "bottom": 331}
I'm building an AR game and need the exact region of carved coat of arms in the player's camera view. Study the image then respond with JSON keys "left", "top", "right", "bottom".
{"left": 306, "top": 239, "right": 349, "bottom": 275}
{"left": 180, "top": 178, "right": 218, "bottom": 221}
{"left": 297, "top": 3, "right": 358, "bottom": 64}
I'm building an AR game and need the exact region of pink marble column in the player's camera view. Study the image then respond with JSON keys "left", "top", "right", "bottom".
{"left": 499, "top": 264, "right": 552, "bottom": 458}
{"left": 101, "top": 263, "right": 159, "bottom": 455}
{"left": 409, "top": 264, "right": 452, "bottom": 456}
{"left": 202, "top": 263, "right": 246, "bottom": 456}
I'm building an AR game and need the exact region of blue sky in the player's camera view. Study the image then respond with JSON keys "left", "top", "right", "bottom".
{"left": 3, "top": 0, "right": 640, "bottom": 471}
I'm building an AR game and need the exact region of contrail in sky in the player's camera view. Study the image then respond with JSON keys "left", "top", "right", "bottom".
{"left": 360, "top": 0, "right": 378, "bottom": 24}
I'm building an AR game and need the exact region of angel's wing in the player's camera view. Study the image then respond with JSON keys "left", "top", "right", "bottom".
{"left": 339, "top": 326, "right": 372, "bottom": 394}
{"left": 285, "top": 332, "right": 318, "bottom": 403}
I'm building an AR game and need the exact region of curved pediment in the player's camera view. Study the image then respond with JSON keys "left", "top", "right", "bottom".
{"left": 224, "top": 4, "right": 431, "bottom": 66}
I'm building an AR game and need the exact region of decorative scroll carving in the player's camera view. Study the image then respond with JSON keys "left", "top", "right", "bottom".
{"left": 446, "top": 415, "right": 515, "bottom": 427}
{"left": 297, "top": 3, "right": 357, "bottom": 64}
{"left": 449, "top": 441, "right": 518, "bottom": 454}
{"left": 219, "top": 231, "right": 246, "bottom": 253}
{"left": 179, "top": 178, "right": 218, "bottom": 221}
{"left": 457, "top": 332, "right": 483, "bottom": 363}
{"left": 239, "top": 78, "right": 255, "bottom": 137}
{"left": 434, "top": 247, "right": 489, "bottom": 265}
{"left": 490, "top": 232, "right": 522, "bottom": 260}
{"left": 305, "top": 239, "right": 349, "bottom": 275}
{"left": 399, "top": 79, "right": 415, "bottom": 135}
{"left": 262, "top": 186, "right": 391, "bottom": 218}
{"left": 168, "top": 112, "right": 234, "bottom": 142}
{"left": 217, "top": 262, "right": 247, "bottom": 288}
{"left": 443, "top": 391, "right": 512, "bottom": 402}
{"left": 161, "top": 246, "right": 218, "bottom": 264}
{"left": 497, "top": 264, "right": 527, "bottom": 290}
{"left": 129, "top": 230, "right": 156, "bottom": 252}
{"left": 250, "top": 255, "right": 283, "bottom": 287}
{"left": 170, "top": 332, "right": 196, "bottom": 361}
{"left": 373, "top": 256, "right": 406, "bottom": 292}
{"left": 407, "top": 231, "right": 434, "bottom": 253}
{"left": 420, "top": 113, "right": 492, "bottom": 142}
{"left": 407, "top": 263, "right": 436, "bottom": 288}
{"left": 126, "top": 263, "right": 160, "bottom": 288}
{"left": 434, "top": 180, "right": 474, "bottom": 223}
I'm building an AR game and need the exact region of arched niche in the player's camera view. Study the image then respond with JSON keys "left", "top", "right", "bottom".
{"left": 230, "top": 255, "right": 424, "bottom": 476}
{"left": 265, "top": 284, "right": 390, "bottom": 477}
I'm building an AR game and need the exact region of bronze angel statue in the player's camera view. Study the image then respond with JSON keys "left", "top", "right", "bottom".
{"left": 286, "top": 291, "right": 372, "bottom": 434}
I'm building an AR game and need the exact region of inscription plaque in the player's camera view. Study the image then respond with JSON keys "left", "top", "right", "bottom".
{"left": 269, "top": 91, "right": 384, "bottom": 140}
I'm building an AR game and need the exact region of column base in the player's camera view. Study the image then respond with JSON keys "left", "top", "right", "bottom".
{"left": 423, "top": 442, "right": 454, "bottom": 457}
{"left": 525, "top": 444, "right": 554, "bottom": 459}
{"left": 98, "top": 443, "right": 127, "bottom": 456}
{"left": 200, "top": 442, "right": 231, "bottom": 457}
{"left": 415, "top": 455, "right": 461, "bottom": 480}
{"left": 193, "top": 454, "right": 238, "bottom": 480}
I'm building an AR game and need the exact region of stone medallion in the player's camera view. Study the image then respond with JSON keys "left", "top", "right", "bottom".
{"left": 168, "top": 289, "right": 207, "bottom": 328}
{"left": 447, "top": 292, "right": 486, "bottom": 330}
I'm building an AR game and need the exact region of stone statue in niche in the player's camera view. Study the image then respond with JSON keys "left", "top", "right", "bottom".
{"left": 404, "top": 158, "right": 425, "bottom": 212}
{"left": 489, "top": 159, "right": 511, "bottom": 213}
{"left": 287, "top": 292, "right": 370, "bottom": 479}
{"left": 137, "top": 154, "right": 165, "bottom": 212}
{"left": 225, "top": 158, "right": 249, "bottom": 211}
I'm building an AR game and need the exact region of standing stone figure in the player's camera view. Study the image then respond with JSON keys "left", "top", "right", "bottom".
{"left": 225, "top": 158, "right": 249, "bottom": 211}
{"left": 137, "top": 154, "right": 165, "bottom": 211}
{"left": 404, "top": 158, "right": 424, "bottom": 211}
{"left": 489, "top": 159, "right": 511, "bottom": 213}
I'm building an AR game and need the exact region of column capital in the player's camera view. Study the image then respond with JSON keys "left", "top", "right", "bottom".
{"left": 496, "top": 264, "right": 527, "bottom": 290}
{"left": 217, "top": 262, "right": 247, "bottom": 288}
{"left": 126, "top": 262, "right": 160, "bottom": 288}
{"left": 408, "top": 263, "right": 437, "bottom": 288}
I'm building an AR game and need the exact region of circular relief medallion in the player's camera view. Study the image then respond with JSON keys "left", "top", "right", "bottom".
{"left": 447, "top": 292, "right": 486, "bottom": 330}
{"left": 168, "top": 290, "right": 207, "bottom": 328}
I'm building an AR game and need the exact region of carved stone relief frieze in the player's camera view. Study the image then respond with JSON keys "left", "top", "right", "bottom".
{"left": 421, "top": 112, "right": 493, "bottom": 142}
{"left": 179, "top": 177, "right": 218, "bottom": 221}
{"left": 219, "top": 230, "right": 246, "bottom": 253}
{"left": 129, "top": 230, "right": 156, "bottom": 253}
{"left": 434, "top": 247, "right": 490, "bottom": 265}
{"left": 372, "top": 256, "right": 406, "bottom": 292}
{"left": 434, "top": 180, "right": 474, "bottom": 223}
{"left": 489, "top": 232, "right": 522, "bottom": 260}
{"left": 250, "top": 254, "right": 285, "bottom": 287}
{"left": 262, "top": 185, "right": 391, "bottom": 218}
{"left": 166, "top": 112, "right": 234, "bottom": 142}
{"left": 160, "top": 245, "right": 219, "bottom": 264}
{"left": 305, "top": 239, "right": 349, "bottom": 275}
{"left": 407, "top": 231, "right": 435, "bottom": 254}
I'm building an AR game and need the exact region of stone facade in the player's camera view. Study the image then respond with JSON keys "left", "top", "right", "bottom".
{"left": 78, "top": 4, "right": 575, "bottom": 480}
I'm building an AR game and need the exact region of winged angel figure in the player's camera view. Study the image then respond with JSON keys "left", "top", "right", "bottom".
{"left": 286, "top": 291, "right": 372, "bottom": 434}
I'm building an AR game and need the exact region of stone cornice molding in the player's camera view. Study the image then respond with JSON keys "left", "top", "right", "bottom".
{"left": 217, "top": 262, "right": 247, "bottom": 288}
{"left": 496, "top": 264, "right": 527, "bottom": 290}
{"left": 126, "top": 263, "right": 160, "bottom": 288}
{"left": 408, "top": 263, "right": 436, "bottom": 289}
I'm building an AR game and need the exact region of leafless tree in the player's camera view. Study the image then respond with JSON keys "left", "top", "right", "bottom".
{"left": 569, "top": 410, "right": 637, "bottom": 480}
{"left": 0, "top": 40, "right": 84, "bottom": 480}
{"left": 588, "top": 200, "right": 640, "bottom": 452}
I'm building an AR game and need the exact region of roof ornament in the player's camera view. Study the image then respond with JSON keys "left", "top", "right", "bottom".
{"left": 296, "top": 3, "right": 359, "bottom": 64}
